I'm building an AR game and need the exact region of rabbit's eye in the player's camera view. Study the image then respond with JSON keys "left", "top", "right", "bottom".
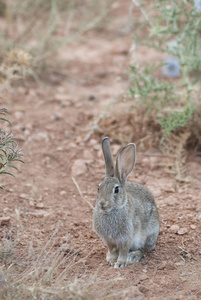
{"left": 98, "top": 184, "right": 100, "bottom": 192}
{"left": 114, "top": 186, "right": 119, "bottom": 194}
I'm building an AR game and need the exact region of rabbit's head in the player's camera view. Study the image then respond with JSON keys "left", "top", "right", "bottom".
{"left": 96, "top": 137, "right": 136, "bottom": 213}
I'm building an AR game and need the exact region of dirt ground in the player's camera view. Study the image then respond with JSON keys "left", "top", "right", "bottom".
{"left": 0, "top": 1, "right": 201, "bottom": 299}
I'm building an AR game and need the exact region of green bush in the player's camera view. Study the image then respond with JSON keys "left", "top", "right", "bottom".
{"left": 0, "top": 109, "right": 24, "bottom": 189}
{"left": 129, "top": 0, "right": 201, "bottom": 140}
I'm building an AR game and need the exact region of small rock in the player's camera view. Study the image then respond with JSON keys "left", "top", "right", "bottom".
{"left": 29, "top": 201, "right": 35, "bottom": 207}
{"left": 68, "top": 142, "right": 77, "bottom": 148}
{"left": 175, "top": 261, "right": 185, "bottom": 266}
{"left": 54, "top": 114, "right": 62, "bottom": 121}
{"left": 89, "top": 139, "right": 97, "bottom": 146}
{"left": 29, "top": 210, "right": 51, "bottom": 218}
{"left": 178, "top": 227, "right": 188, "bottom": 235}
{"left": 165, "top": 261, "right": 176, "bottom": 270}
{"left": 0, "top": 216, "right": 10, "bottom": 226}
{"left": 164, "top": 186, "right": 175, "bottom": 193}
{"left": 23, "top": 129, "right": 30, "bottom": 136}
{"left": 75, "top": 136, "right": 82, "bottom": 144}
{"left": 148, "top": 156, "right": 160, "bottom": 171}
{"left": 60, "top": 191, "right": 67, "bottom": 196}
{"left": 71, "top": 159, "right": 87, "bottom": 177}
{"left": 158, "top": 261, "right": 167, "bottom": 270}
{"left": 138, "top": 285, "right": 149, "bottom": 295}
{"left": 60, "top": 235, "right": 71, "bottom": 244}
{"left": 190, "top": 224, "right": 196, "bottom": 230}
{"left": 139, "top": 273, "right": 149, "bottom": 281}
{"left": 35, "top": 203, "right": 44, "bottom": 209}
{"left": 88, "top": 95, "right": 96, "bottom": 101}
{"left": 74, "top": 222, "right": 80, "bottom": 226}
{"left": 196, "top": 213, "right": 201, "bottom": 221}
{"left": 57, "top": 147, "right": 64, "bottom": 151}
{"left": 19, "top": 193, "right": 28, "bottom": 200}
{"left": 165, "top": 196, "right": 178, "bottom": 206}
{"left": 170, "top": 224, "right": 180, "bottom": 233}
{"left": 60, "top": 245, "right": 82, "bottom": 255}
{"left": 14, "top": 111, "right": 24, "bottom": 120}
{"left": 93, "top": 144, "right": 101, "bottom": 151}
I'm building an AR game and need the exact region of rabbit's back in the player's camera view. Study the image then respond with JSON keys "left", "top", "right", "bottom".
{"left": 126, "top": 182, "right": 155, "bottom": 205}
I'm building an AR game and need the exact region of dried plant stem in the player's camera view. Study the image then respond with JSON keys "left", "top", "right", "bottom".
{"left": 72, "top": 177, "right": 94, "bottom": 210}
{"left": 65, "top": 120, "right": 85, "bottom": 132}
{"left": 14, "top": 4, "right": 50, "bottom": 44}
{"left": 36, "top": 8, "right": 108, "bottom": 62}
{"left": 132, "top": 0, "right": 152, "bottom": 25}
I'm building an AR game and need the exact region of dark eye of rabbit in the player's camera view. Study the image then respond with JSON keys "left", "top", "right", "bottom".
{"left": 114, "top": 186, "right": 119, "bottom": 194}
{"left": 98, "top": 184, "right": 100, "bottom": 192}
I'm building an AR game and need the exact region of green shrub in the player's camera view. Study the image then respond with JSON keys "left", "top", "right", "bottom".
{"left": 129, "top": 0, "right": 201, "bottom": 140}
{"left": 0, "top": 109, "right": 24, "bottom": 189}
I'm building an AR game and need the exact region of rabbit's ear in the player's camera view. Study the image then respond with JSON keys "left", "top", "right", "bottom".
{"left": 115, "top": 143, "right": 136, "bottom": 185}
{"left": 102, "top": 137, "right": 114, "bottom": 177}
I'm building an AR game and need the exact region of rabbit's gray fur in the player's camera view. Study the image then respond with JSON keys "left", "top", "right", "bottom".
{"left": 93, "top": 137, "right": 159, "bottom": 268}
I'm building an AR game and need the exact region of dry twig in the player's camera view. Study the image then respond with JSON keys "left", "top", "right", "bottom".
{"left": 72, "top": 177, "right": 94, "bottom": 210}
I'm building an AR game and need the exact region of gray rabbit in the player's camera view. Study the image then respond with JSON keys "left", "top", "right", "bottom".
{"left": 93, "top": 137, "right": 159, "bottom": 268}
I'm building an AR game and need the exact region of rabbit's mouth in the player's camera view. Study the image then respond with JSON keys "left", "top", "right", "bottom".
{"left": 99, "top": 206, "right": 112, "bottom": 213}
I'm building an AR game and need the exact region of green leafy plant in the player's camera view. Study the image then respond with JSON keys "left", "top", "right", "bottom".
{"left": 158, "top": 105, "right": 194, "bottom": 142}
{"left": 0, "top": 108, "right": 24, "bottom": 189}
{"left": 129, "top": 0, "right": 201, "bottom": 140}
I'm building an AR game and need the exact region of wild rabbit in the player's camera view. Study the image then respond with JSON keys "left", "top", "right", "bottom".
{"left": 93, "top": 137, "right": 159, "bottom": 268}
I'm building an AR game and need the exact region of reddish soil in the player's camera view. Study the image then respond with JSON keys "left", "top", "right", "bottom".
{"left": 0, "top": 1, "right": 201, "bottom": 299}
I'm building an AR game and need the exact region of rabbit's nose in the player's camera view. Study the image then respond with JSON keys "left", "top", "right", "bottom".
{"left": 99, "top": 202, "right": 105, "bottom": 209}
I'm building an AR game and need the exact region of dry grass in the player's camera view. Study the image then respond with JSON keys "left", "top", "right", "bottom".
{"left": 0, "top": 0, "right": 113, "bottom": 67}
{"left": 0, "top": 225, "right": 133, "bottom": 300}
{"left": 0, "top": 49, "right": 33, "bottom": 90}
{"left": 160, "top": 131, "right": 191, "bottom": 182}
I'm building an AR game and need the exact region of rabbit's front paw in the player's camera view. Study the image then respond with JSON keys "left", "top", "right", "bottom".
{"left": 106, "top": 250, "right": 118, "bottom": 265}
{"left": 114, "top": 260, "right": 127, "bottom": 269}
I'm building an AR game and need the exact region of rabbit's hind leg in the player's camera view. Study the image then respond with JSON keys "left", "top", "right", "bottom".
{"left": 145, "top": 231, "right": 159, "bottom": 252}
{"left": 127, "top": 250, "right": 144, "bottom": 264}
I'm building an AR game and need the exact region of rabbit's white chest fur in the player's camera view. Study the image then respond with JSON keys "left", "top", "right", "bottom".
{"left": 94, "top": 207, "right": 133, "bottom": 246}
{"left": 93, "top": 205, "right": 147, "bottom": 251}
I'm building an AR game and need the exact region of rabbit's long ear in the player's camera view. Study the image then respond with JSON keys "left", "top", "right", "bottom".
{"left": 115, "top": 143, "right": 136, "bottom": 185}
{"left": 102, "top": 137, "right": 114, "bottom": 177}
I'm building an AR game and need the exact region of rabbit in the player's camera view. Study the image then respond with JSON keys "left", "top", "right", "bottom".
{"left": 93, "top": 137, "right": 159, "bottom": 269}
